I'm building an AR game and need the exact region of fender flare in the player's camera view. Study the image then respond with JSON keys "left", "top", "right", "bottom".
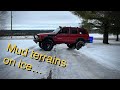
{"left": 43, "top": 36, "right": 54, "bottom": 43}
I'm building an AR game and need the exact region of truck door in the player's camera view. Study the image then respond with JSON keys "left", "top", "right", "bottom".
{"left": 54, "top": 28, "right": 69, "bottom": 43}
{"left": 69, "top": 28, "right": 79, "bottom": 43}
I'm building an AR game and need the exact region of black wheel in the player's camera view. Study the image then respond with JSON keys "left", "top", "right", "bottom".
{"left": 42, "top": 40, "right": 54, "bottom": 51}
{"left": 67, "top": 44, "right": 75, "bottom": 48}
{"left": 39, "top": 42, "right": 43, "bottom": 49}
{"left": 76, "top": 41, "right": 85, "bottom": 50}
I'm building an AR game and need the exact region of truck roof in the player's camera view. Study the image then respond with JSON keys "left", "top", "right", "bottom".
{"left": 60, "top": 26, "right": 87, "bottom": 31}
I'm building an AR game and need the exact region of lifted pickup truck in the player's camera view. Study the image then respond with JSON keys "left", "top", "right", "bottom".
{"left": 33, "top": 26, "right": 90, "bottom": 51}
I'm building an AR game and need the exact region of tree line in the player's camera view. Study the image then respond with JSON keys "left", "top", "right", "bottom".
{"left": 0, "top": 30, "right": 54, "bottom": 36}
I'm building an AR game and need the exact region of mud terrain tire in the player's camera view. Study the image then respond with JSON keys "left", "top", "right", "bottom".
{"left": 42, "top": 40, "right": 54, "bottom": 51}
{"left": 67, "top": 44, "right": 75, "bottom": 48}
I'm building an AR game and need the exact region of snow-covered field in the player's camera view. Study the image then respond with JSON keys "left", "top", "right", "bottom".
{"left": 89, "top": 33, "right": 120, "bottom": 40}
{"left": 0, "top": 36, "right": 34, "bottom": 40}
{"left": 89, "top": 33, "right": 119, "bottom": 38}
{"left": 0, "top": 35, "right": 120, "bottom": 79}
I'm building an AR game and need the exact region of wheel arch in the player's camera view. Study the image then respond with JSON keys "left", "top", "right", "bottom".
{"left": 43, "top": 36, "right": 54, "bottom": 43}
{"left": 76, "top": 38, "right": 85, "bottom": 43}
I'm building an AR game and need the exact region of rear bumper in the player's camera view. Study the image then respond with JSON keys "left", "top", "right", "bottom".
{"left": 85, "top": 40, "right": 91, "bottom": 43}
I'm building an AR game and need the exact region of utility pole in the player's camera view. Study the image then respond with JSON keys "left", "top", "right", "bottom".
{"left": 11, "top": 11, "right": 12, "bottom": 38}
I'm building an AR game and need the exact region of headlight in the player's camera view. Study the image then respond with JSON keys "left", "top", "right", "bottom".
{"left": 34, "top": 35, "right": 38, "bottom": 39}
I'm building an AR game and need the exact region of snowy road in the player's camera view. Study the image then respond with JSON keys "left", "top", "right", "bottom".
{"left": 0, "top": 39, "right": 120, "bottom": 79}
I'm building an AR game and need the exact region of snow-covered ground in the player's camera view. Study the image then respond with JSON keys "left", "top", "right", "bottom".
{"left": 0, "top": 36, "right": 120, "bottom": 79}
{"left": 77, "top": 40, "right": 120, "bottom": 71}
{"left": 0, "top": 40, "right": 52, "bottom": 79}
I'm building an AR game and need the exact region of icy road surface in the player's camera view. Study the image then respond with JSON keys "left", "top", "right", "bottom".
{"left": 0, "top": 39, "right": 120, "bottom": 79}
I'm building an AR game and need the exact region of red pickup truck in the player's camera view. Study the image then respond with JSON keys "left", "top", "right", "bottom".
{"left": 33, "top": 26, "right": 90, "bottom": 51}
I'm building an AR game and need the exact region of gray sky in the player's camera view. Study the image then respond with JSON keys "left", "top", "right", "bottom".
{"left": 5, "top": 11, "right": 81, "bottom": 30}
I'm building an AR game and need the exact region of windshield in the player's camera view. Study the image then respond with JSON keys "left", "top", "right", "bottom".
{"left": 53, "top": 27, "right": 60, "bottom": 34}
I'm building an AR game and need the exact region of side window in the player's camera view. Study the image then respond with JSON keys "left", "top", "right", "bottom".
{"left": 79, "top": 29, "right": 87, "bottom": 34}
{"left": 82, "top": 31, "right": 86, "bottom": 34}
{"left": 70, "top": 29, "right": 78, "bottom": 34}
{"left": 59, "top": 28, "right": 68, "bottom": 34}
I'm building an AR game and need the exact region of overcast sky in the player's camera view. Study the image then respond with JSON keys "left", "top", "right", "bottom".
{"left": 5, "top": 11, "right": 81, "bottom": 30}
